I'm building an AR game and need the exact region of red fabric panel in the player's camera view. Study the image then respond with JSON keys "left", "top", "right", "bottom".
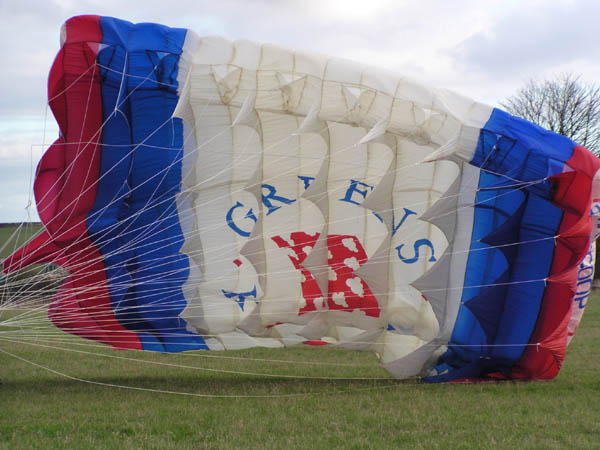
{"left": 302, "top": 340, "right": 329, "bottom": 346}
{"left": 3, "top": 230, "right": 62, "bottom": 271}
{"left": 62, "top": 15, "right": 103, "bottom": 44}
{"left": 270, "top": 232, "right": 380, "bottom": 318}
{"left": 327, "top": 235, "right": 380, "bottom": 318}
{"left": 48, "top": 271, "right": 114, "bottom": 345}
{"left": 506, "top": 145, "right": 600, "bottom": 379}
{"left": 271, "top": 232, "right": 322, "bottom": 315}
{"left": 5, "top": 16, "right": 142, "bottom": 350}
{"left": 38, "top": 30, "right": 102, "bottom": 243}
{"left": 506, "top": 282, "right": 574, "bottom": 379}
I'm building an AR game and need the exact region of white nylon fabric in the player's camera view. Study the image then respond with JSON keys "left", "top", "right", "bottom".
{"left": 173, "top": 32, "right": 494, "bottom": 376}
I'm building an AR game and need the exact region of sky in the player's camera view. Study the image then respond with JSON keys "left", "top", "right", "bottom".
{"left": 1, "top": 0, "right": 599, "bottom": 222}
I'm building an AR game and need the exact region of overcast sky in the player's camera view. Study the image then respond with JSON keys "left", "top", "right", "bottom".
{"left": 1, "top": 0, "right": 599, "bottom": 222}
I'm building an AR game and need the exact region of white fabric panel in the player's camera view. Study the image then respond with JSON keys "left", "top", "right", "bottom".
{"left": 172, "top": 34, "right": 491, "bottom": 363}
{"left": 294, "top": 49, "right": 329, "bottom": 79}
{"left": 373, "top": 333, "right": 423, "bottom": 364}
{"left": 231, "top": 40, "right": 261, "bottom": 70}
{"left": 214, "top": 331, "right": 284, "bottom": 350}
{"left": 192, "top": 35, "right": 234, "bottom": 65}
{"left": 324, "top": 58, "right": 366, "bottom": 84}
{"left": 261, "top": 43, "right": 294, "bottom": 71}
{"left": 382, "top": 340, "right": 437, "bottom": 378}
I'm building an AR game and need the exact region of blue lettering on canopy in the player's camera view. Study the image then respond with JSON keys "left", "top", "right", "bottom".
{"left": 342, "top": 180, "right": 418, "bottom": 236}
{"left": 225, "top": 180, "right": 434, "bottom": 263}
{"left": 396, "top": 239, "right": 437, "bottom": 264}
{"left": 392, "top": 208, "right": 417, "bottom": 236}
{"left": 340, "top": 179, "right": 374, "bottom": 205}
{"left": 262, "top": 183, "right": 296, "bottom": 215}
{"left": 222, "top": 286, "right": 258, "bottom": 311}
{"left": 592, "top": 204, "right": 600, "bottom": 236}
{"left": 298, "top": 175, "right": 315, "bottom": 190}
{"left": 226, "top": 201, "right": 257, "bottom": 237}
{"left": 574, "top": 247, "right": 594, "bottom": 309}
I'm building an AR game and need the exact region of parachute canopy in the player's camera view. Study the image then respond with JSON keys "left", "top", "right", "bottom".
{"left": 5, "top": 15, "right": 599, "bottom": 382}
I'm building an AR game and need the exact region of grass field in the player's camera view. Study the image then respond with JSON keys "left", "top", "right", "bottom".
{"left": 0, "top": 223, "right": 42, "bottom": 259}
{"left": 0, "top": 223, "right": 62, "bottom": 305}
{"left": 0, "top": 224, "right": 599, "bottom": 449}
{"left": 0, "top": 296, "right": 598, "bottom": 449}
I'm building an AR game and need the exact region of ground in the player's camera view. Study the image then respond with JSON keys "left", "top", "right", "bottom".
{"left": 0, "top": 295, "right": 598, "bottom": 449}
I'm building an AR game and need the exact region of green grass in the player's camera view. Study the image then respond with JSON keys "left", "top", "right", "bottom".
{"left": 1, "top": 223, "right": 62, "bottom": 304}
{"left": 1, "top": 223, "right": 599, "bottom": 449}
{"left": 0, "top": 223, "right": 42, "bottom": 259}
{"left": 0, "top": 296, "right": 599, "bottom": 450}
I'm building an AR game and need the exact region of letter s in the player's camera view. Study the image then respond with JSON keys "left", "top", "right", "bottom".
{"left": 396, "top": 239, "right": 437, "bottom": 264}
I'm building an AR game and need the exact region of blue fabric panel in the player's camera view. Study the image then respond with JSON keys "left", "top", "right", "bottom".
{"left": 428, "top": 108, "right": 575, "bottom": 382}
{"left": 100, "top": 17, "right": 187, "bottom": 53}
{"left": 461, "top": 172, "right": 525, "bottom": 303}
{"left": 86, "top": 17, "right": 207, "bottom": 351}
{"left": 490, "top": 193, "right": 560, "bottom": 363}
{"left": 87, "top": 43, "right": 142, "bottom": 337}
{"left": 472, "top": 109, "right": 575, "bottom": 182}
{"left": 442, "top": 306, "right": 487, "bottom": 369}
{"left": 424, "top": 360, "right": 490, "bottom": 383}
{"left": 439, "top": 173, "right": 524, "bottom": 372}
{"left": 465, "top": 270, "right": 511, "bottom": 344}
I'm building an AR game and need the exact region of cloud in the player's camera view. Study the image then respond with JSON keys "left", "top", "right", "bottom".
{"left": 1, "top": 0, "right": 600, "bottom": 221}
{"left": 452, "top": 1, "right": 600, "bottom": 79}
{"left": 3, "top": 0, "right": 596, "bottom": 115}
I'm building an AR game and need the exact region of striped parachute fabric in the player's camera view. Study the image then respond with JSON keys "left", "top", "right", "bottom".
{"left": 4, "top": 15, "right": 599, "bottom": 382}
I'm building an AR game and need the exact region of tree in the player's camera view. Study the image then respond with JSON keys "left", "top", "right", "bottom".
{"left": 502, "top": 74, "right": 600, "bottom": 155}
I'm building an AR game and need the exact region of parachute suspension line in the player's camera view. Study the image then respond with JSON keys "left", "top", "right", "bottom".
{"left": 0, "top": 329, "right": 378, "bottom": 367}
{"left": 5, "top": 19, "right": 596, "bottom": 384}
{"left": 0, "top": 347, "right": 400, "bottom": 398}
{"left": 47, "top": 62, "right": 98, "bottom": 103}
{"left": 1, "top": 146, "right": 549, "bottom": 304}
{"left": 10, "top": 134, "right": 539, "bottom": 290}
{"left": 96, "top": 62, "right": 180, "bottom": 89}
{"left": 8, "top": 86, "right": 295, "bottom": 282}
{"left": 4, "top": 181, "right": 554, "bottom": 327}
{"left": 29, "top": 50, "right": 198, "bottom": 266}
{"left": 0, "top": 337, "right": 391, "bottom": 380}
{"left": 35, "top": 56, "right": 160, "bottom": 227}
{"left": 34, "top": 62, "right": 99, "bottom": 214}
{"left": 4, "top": 146, "right": 551, "bottom": 326}
{"left": 4, "top": 66, "right": 541, "bottom": 284}
{"left": 4, "top": 67, "right": 340, "bottom": 342}
{"left": 0, "top": 328, "right": 546, "bottom": 357}
{"left": 2, "top": 88, "right": 318, "bottom": 293}
{"left": 2, "top": 267, "right": 552, "bottom": 334}
{"left": 6, "top": 50, "right": 546, "bottom": 289}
